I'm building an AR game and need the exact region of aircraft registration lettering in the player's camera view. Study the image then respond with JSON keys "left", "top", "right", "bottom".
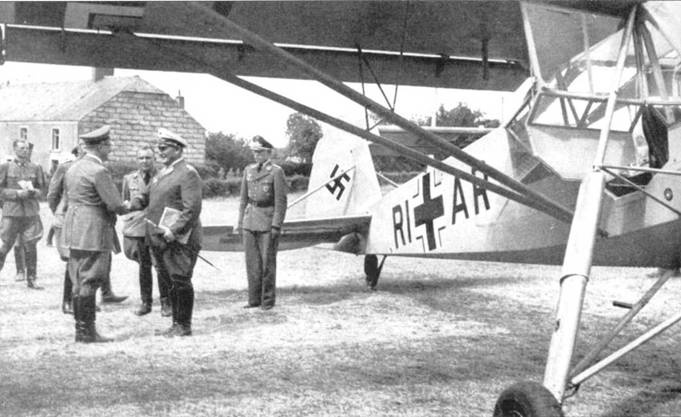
{"left": 391, "top": 168, "right": 492, "bottom": 251}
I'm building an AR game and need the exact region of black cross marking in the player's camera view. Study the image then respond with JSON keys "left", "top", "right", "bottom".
{"left": 414, "top": 173, "right": 444, "bottom": 251}
{"left": 325, "top": 164, "right": 351, "bottom": 200}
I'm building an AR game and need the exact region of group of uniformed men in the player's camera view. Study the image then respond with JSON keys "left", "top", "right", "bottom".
{"left": 0, "top": 126, "right": 287, "bottom": 343}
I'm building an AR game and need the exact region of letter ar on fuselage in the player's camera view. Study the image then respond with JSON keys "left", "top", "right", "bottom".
{"left": 390, "top": 168, "right": 491, "bottom": 252}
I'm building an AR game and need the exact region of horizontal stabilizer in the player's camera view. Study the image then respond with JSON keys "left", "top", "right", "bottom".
{"left": 202, "top": 214, "right": 371, "bottom": 252}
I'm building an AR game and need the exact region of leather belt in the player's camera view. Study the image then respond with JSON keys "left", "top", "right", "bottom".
{"left": 249, "top": 199, "right": 274, "bottom": 208}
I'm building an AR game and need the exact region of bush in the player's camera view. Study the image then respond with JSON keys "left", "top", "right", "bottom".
{"left": 202, "top": 177, "right": 242, "bottom": 198}
{"left": 104, "top": 161, "right": 309, "bottom": 198}
{"left": 278, "top": 160, "right": 312, "bottom": 177}
{"left": 287, "top": 175, "right": 309, "bottom": 192}
{"left": 194, "top": 163, "right": 218, "bottom": 180}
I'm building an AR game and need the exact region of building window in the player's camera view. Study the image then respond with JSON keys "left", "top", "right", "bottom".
{"left": 52, "top": 128, "right": 60, "bottom": 150}
{"left": 19, "top": 127, "right": 27, "bottom": 140}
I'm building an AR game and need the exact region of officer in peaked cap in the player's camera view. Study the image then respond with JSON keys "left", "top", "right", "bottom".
{"left": 128, "top": 127, "right": 203, "bottom": 337}
{"left": 62, "top": 125, "right": 130, "bottom": 343}
{"left": 79, "top": 125, "right": 111, "bottom": 143}
{"left": 79, "top": 126, "right": 129, "bottom": 305}
{"left": 157, "top": 127, "right": 188, "bottom": 148}
{"left": 237, "top": 135, "right": 287, "bottom": 310}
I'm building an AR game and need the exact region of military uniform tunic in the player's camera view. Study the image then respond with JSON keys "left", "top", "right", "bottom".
{"left": 122, "top": 168, "right": 167, "bottom": 305}
{"left": 61, "top": 154, "right": 126, "bottom": 296}
{"left": 132, "top": 158, "right": 202, "bottom": 295}
{"left": 238, "top": 160, "right": 287, "bottom": 307}
{"left": 0, "top": 159, "right": 45, "bottom": 274}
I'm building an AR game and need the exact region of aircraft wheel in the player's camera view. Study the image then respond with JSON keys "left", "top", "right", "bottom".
{"left": 364, "top": 255, "right": 380, "bottom": 290}
{"left": 493, "top": 381, "right": 563, "bottom": 417}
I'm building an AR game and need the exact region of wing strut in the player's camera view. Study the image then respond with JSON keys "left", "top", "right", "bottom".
{"left": 190, "top": 3, "right": 575, "bottom": 224}
{"left": 138, "top": 33, "right": 569, "bottom": 223}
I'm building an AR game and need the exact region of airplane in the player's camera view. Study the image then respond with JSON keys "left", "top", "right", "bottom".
{"left": 2, "top": 1, "right": 681, "bottom": 416}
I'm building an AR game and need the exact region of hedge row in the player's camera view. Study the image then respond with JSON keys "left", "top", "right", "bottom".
{"left": 201, "top": 175, "right": 309, "bottom": 198}
{"left": 101, "top": 162, "right": 310, "bottom": 199}
{"left": 60, "top": 161, "right": 407, "bottom": 199}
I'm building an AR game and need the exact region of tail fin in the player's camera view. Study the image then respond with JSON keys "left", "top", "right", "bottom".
{"left": 303, "top": 135, "right": 381, "bottom": 218}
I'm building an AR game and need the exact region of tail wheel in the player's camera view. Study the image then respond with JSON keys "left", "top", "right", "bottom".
{"left": 493, "top": 381, "right": 564, "bottom": 417}
{"left": 364, "top": 255, "right": 386, "bottom": 290}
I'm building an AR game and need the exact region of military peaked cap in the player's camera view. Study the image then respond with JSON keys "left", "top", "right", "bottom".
{"left": 79, "top": 125, "right": 111, "bottom": 144}
{"left": 250, "top": 135, "right": 273, "bottom": 151}
{"left": 158, "top": 128, "right": 188, "bottom": 148}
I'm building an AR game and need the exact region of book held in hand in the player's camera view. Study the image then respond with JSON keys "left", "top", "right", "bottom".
{"left": 159, "top": 207, "right": 191, "bottom": 244}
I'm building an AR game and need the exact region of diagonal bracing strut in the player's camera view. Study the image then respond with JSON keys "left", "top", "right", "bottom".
{"left": 189, "top": 3, "right": 575, "bottom": 224}
{"left": 138, "top": 33, "right": 571, "bottom": 222}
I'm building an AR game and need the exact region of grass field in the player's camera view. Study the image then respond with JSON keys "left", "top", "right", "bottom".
{"left": 1, "top": 198, "right": 681, "bottom": 416}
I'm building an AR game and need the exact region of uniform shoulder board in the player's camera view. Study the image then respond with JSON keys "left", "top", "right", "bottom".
{"left": 186, "top": 164, "right": 198, "bottom": 174}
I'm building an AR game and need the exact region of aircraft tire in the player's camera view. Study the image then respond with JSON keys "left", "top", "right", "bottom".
{"left": 364, "top": 255, "right": 380, "bottom": 290}
{"left": 492, "top": 381, "right": 563, "bottom": 417}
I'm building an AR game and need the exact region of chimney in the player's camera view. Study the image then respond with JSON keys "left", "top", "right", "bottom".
{"left": 176, "top": 90, "right": 185, "bottom": 108}
{"left": 92, "top": 67, "right": 114, "bottom": 82}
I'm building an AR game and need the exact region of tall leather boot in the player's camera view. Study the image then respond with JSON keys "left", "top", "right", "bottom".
{"left": 160, "top": 297, "right": 172, "bottom": 317}
{"left": 14, "top": 245, "right": 25, "bottom": 281}
{"left": 75, "top": 295, "right": 112, "bottom": 343}
{"left": 100, "top": 276, "right": 127, "bottom": 303}
{"left": 62, "top": 269, "right": 73, "bottom": 315}
{"left": 155, "top": 287, "right": 179, "bottom": 336}
{"left": 174, "top": 286, "right": 194, "bottom": 337}
{"left": 73, "top": 295, "right": 91, "bottom": 342}
{"left": 24, "top": 243, "right": 42, "bottom": 290}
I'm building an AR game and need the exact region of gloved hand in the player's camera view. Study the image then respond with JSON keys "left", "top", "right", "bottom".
{"left": 271, "top": 226, "right": 281, "bottom": 239}
{"left": 160, "top": 225, "right": 176, "bottom": 242}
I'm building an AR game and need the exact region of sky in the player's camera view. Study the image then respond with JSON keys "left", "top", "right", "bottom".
{"left": 0, "top": 61, "right": 512, "bottom": 148}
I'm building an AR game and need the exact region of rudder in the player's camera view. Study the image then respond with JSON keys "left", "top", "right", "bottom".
{"left": 304, "top": 135, "right": 381, "bottom": 218}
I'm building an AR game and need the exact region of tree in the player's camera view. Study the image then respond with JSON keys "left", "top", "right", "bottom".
{"left": 434, "top": 103, "right": 499, "bottom": 128}
{"left": 205, "top": 132, "right": 253, "bottom": 175}
{"left": 285, "top": 112, "right": 323, "bottom": 163}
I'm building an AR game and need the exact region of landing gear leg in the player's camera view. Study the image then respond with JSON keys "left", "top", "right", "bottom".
{"left": 493, "top": 172, "right": 605, "bottom": 416}
{"left": 364, "top": 255, "right": 386, "bottom": 290}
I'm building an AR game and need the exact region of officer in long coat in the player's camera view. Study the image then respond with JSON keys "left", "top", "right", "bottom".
{"left": 62, "top": 126, "right": 129, "bottom": 343}
{"left": 48, "top": 145, "right": 127, "bottom": 315}
{"left": 0, "top": 139, "right": 45, "bottom": 289}
{"left": 130, "top": 128, "right": 202, "bottom": 337}
{"left": 237, "top": 135, "right": 287, "bottom": 310}
{"left": 47, "top": 147, "right": 79, "bottom": 314}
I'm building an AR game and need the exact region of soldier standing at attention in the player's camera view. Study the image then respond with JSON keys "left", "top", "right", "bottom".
{"left": 0, "top": 139, "right": 45, "bottom": 289}
{"left": 62, "top": 126, "right": 129, "bottom": 343}
{"left": 237, "top": 136, "right": 287, "bottom": 310}
{"left": 122, "top": 145, "right": 171, "bottom": 317}
{"left": 129, "top": 128, "right": 203, "bottom": 337}
{"left": 13, "top": 142, "right": 36, "bottom": 283}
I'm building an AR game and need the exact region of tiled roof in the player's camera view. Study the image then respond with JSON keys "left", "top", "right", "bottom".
{"left": 0, "top": 76, "right": 166, "bottom": 121}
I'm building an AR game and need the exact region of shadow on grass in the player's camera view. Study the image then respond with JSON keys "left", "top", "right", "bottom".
{"left": 601, "top": 382, "right": 681, "bottom": 417}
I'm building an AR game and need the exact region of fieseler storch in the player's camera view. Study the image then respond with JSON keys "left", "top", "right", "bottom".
{"left": 3, "top": 1, "right": 681, "bottom": 415}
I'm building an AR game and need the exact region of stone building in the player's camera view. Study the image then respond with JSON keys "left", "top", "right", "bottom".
{"left": 0, "top": 75, "right": 206, "bottom": 169}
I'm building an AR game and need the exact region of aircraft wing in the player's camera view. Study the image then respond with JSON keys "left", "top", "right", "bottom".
{"left": 202, "top": 214, "right": 371, "bottom": 252}
{"left": 0, "top": 1, "right": 529, "bottom": 90}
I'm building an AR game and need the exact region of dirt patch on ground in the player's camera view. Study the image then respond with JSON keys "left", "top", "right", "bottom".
{"left": 1, "top": 201, "right": 681, "bottom": 416}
